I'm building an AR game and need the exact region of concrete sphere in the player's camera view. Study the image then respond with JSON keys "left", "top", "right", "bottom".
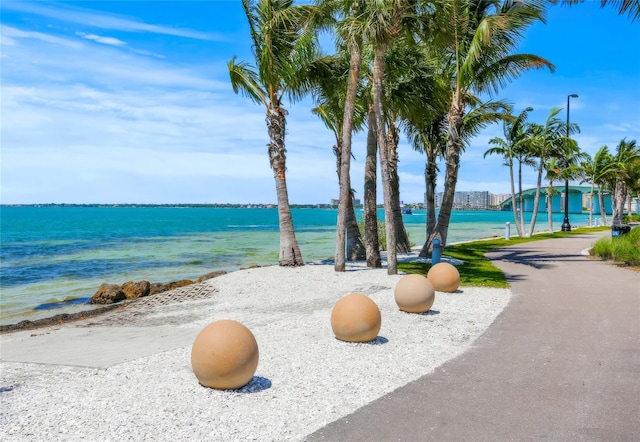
{"left": 427, "top": 262, "right": 460, "bottom": 292}
{"left": 330, "top": 293, "right": 381, "bottom": 343}
{"left": 191, "top": 320, "right": 259, "bottom": 390}
{"left": 394, "top": 274, "right": 435, "bottom": 313}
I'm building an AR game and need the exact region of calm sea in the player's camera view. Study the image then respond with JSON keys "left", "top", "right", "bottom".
{"left": 0, "top": 206, "right": 592, "bottom": 324}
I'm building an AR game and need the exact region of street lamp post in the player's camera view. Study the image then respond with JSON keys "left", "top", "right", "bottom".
{"left": 561, "top": 94, "right": 579, "bottom": 232}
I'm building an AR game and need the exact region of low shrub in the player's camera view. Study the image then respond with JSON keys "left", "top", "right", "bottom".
{"left": 622, "top": 214, "right": 640, "bottom": 223}
{"left": 357, "top": 220, "right": 387, "bottom": 251}
{"left": 591, "top": 237, "right": 612, "bottom": 260}
{"left": 590, "top": 226, "right": 640, "bottom": 266}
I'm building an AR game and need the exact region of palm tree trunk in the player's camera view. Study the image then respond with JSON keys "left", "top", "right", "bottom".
{"left": 588, "top": 183, "right": 594, "bottom": 227}
{"left": 373, "top": 46, "right": 397, "bottom": 274}
{"left": 364, "top": 105, "right": 381, "bottom": 268}
{"left": 387, "top": 121, "right": 411, "bottom": 253}
{"left": 426, "top": 159, "right": 437, "bottom": 239}
{"left": 612, "top": 181, "right": 627, "bottom": 225}
{"left": 267, "top": 106, "right": 303, "bottom": 266}
{"left": 418, "top": 157, "right": 437, "bottom": 257}
{"left": 518, "top": 160, "right": 525, "bottom": 235}
{"left": 431, "top": 104, "right": 464, "bottom": 247}
{"left": 527, "top": 161, "right": 544, "bottom": 237}
{"left": 346, "top": 188, "right": 366, "bottom": 261}
{"left": 509, "top": 162, "right": 522, "bottom": 237}
{"left": 334, "top": 41, "right": 362, "bottom": 272}
{"left": 547, "top": 186, "right": 554, "bottom": 232}
{"left": 333, "top": 144, "right": 366, "bottom": 261}
{"left": 599, "top": 190, "right": 609, "bottom": 226}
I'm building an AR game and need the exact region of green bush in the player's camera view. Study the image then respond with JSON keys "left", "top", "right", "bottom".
{"left": 622, "top": 214, "right": 640, "bottom": 223}
{"left": 590, "top": 226, "right": 640, "bottom": 265}
{"left": 357, "top": 220, "right": 387, "bottom": 251}
{"left": 591, "top": 237, "right": 612, "bottom": 260}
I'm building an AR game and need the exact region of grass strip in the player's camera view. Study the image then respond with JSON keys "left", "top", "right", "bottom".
{"left": 398, "top": 226, "right": 611, "bottom": 288}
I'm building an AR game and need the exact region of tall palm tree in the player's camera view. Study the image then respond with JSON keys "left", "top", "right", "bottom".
{"left": 625, "top": 159, "right": 640, "bottom": 218}
{"left": 580, "top": 146, "right": 615, "bottom": 226}
{"left": 609, "top": 138, "right": 640, "bottom": 225}
{"left": 484, "top": 106, "right": 534, "bottom": 237}
{"left": 544, "top": 158, "right": 562, "bottom": 231}
{"left": 432, "top": 0, "right": 554, "bottom": 247}
{"left": 367, "top": 0, "right": 418, "bottom": 274}
{"left": 309, "top": 50, "right": 367, "bottom": 262}
{"left": 524, "top": 107, "right": 580, "bottom": 237}
{"left": 406, "top": 111, "right": 447, "bottom": 257}
{"left": 384, "top": 34, "right": 445, "bottom": 254}
{"left": 364, "top": 99, "right": 382, "bottom": 268}
{"left": 228, "top": 0, "right": 318, "bottom": 266}
{"left": 318, "top": 0, "right": 369, "bottom": 271}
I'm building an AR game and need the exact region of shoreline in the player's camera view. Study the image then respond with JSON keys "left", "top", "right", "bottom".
{"left": 1, "top": 222, "right": 605, "bottom": 330}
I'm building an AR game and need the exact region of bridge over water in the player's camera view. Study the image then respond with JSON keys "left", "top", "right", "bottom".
{"left": 499, "top": 185, "right": 613, "bottom": 214}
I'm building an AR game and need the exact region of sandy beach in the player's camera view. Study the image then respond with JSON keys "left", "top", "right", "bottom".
{"left": 0, "top": 256, "right": 511, "bottom": 441}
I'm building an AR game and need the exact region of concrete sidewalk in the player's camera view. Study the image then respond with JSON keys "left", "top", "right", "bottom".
{"left": 307, "top": 232, "right": 640, "bottom": 441}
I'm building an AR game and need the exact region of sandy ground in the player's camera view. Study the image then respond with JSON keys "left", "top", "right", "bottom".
{"left": 0, "top": 260, "right": 511, "bottom": 441}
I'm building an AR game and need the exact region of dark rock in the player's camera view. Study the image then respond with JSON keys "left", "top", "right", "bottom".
{"left": 122, "top": 280, "right": 151, "bottom": 299}
{"left": 163, "top": 279, "right": 194, "bottom": 291}
{"left": 149, "top": 283, "right": 167, "bottom": 296}
{"left": 148, "top": 279, "right": 193, "bottom": 296}
{"left": 196, "top": 271, "right": 227, "bottom": 283}
{"left": 90, "top": 284, "right": 126, "bottom": 304}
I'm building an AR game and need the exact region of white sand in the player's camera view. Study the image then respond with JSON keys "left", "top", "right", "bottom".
{"left": 0, "top": 262, "right": 511, "bottom": 441}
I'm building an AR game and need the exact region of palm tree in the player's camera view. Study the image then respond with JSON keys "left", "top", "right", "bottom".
{"left": 315, "top": 0, "right": 371, "bottom": 271}
{"left": 367, "top": 0, "right": 417, "bottom": 274}
{"left": 609, "top": 138, "right": 640, "bottom": 225}
{"left": 625, "top": 160, "right": 640, "bottom": 218}
{"left": 364, "top": 100, "right": 382, "bottom": 268}
{"left": 228, "top": 0, "right": 318, "bottom": 266}
{"left": 580, "top": 146, "right": 615, "bottom": 227}
{"left": 484, "top": 107, "right": 534, "bottom": 238}
{"left": 432, "top": 0, "right": 554, "bottom": 247}
{"left": 524, "top": 107, "right": 580, "bottom": 237}
{"left": 544, "top": 158, "right": 562, "bottom": 231}
{"left": 308, "top": 48, "right": 367, "bottom": 263}
{"left": 384, "top": 34, "right": 446, "bottom": 254}
{"left": 406, "top": 111, "right": 447, "bottom": 257}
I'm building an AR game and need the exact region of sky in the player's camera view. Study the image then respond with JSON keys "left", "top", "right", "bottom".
{"left": 1, "top": 1, "right": 639, "bottom": 205}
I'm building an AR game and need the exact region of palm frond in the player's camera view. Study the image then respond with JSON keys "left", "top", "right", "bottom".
{"left": 228, "top": 57, "right": 268, "bottom": 107}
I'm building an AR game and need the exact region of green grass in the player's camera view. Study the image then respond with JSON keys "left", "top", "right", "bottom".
{"left": 398, "top": 226, "right": 611, "bottom": 288}
{"left": 591, "top": 226, "right": 640, "bottom": 266}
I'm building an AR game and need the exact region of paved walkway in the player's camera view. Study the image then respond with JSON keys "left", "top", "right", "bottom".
{"left": 307, "top": 232, "right": 640, "bottom": 441}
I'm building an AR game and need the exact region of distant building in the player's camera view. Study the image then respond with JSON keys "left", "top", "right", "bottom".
{"left": 490, "top": 193, "right": 511, "bottom": 207}
{"left": 434, "top": 191, "right": 490, "bottom": 210}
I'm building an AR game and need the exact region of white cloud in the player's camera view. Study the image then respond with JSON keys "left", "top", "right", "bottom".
{"left": 76, "top": 32, "right": 126, "bottom": 46}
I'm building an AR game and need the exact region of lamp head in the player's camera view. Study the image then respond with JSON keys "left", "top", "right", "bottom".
{"left": 569, "top": 94, "right": 579, "bottom": 98}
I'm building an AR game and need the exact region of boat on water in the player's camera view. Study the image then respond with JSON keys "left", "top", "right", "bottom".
{"left": 402, "top": 208, "right": 413, "bottom": 215}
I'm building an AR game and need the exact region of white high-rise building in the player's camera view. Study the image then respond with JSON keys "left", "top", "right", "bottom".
{"left": 434, "top": 191, "right": 490, "bottom": 210}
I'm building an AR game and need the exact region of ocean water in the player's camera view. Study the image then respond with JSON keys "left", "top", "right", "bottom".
{"left": 0, "top": 206, "right": 593, "bottom": 324}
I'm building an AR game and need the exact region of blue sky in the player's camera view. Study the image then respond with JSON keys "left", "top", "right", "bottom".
{"left": 1, "top": 1, "right": 639, "bottom": 205}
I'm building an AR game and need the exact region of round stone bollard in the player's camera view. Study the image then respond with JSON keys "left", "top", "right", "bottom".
{"left": 427, "top": 262, "right": 460, "bottom": 293}
{"left": 394, "top": 274, "right": 435, "bottom": 313}
{"left": 331, "top": 293, "right": 381, "bottom": 343}
{"left": 191, "top": 319, "right": 259, "bottom": 390}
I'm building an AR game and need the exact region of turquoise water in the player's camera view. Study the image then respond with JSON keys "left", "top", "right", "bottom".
{"left": 0, "top": 206, "right": 593, "bottom": 324}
